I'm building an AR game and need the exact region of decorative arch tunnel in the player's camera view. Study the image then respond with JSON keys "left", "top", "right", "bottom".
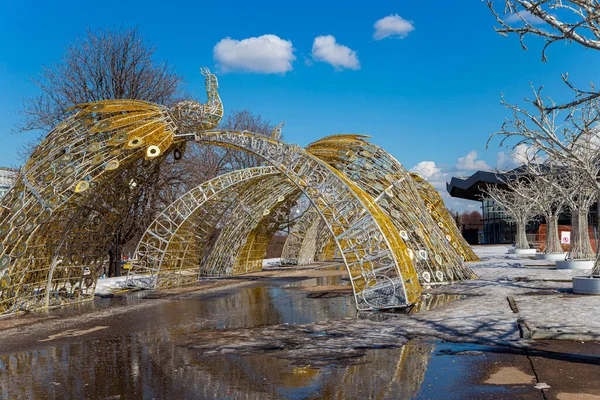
{"left": 0, "top": 70, "right": 478, "bottom": 316}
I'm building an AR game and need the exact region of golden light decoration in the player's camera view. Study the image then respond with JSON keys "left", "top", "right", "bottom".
{"left": 0, "top": 68, "right": 476, "bottom": 316}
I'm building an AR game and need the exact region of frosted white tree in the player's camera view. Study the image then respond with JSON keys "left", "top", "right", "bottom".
{"left": 509, "top": 164, "right": 566, "bottom": 254}
{"left": 488, "top": 0, "right": 600, "bottom": 64}
{"left": 483, "top": 179, "right": 538, "bottom": 250}
{"left": 557, "top": 169, "right": 597, "bottom": 260}
{"left": 520, "top": 158, "right": 597, "bottom": 258}
{"left": 488, "top": 89, "right": 600, "bottom": 263}
{"left": 487, "top": 0, "right": 600, "bottom": 267}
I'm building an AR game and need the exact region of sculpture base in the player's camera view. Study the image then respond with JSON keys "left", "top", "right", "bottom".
{"left": 556, "top": 260, "right": 594, "bottom": 270}
{"left": 535, "top": 253, "right": 567, "bottom": 261}
{"left": 573, "top": 276, "right": 600, "bottom": 294}
{"left": 508, "top": 248, "right": 536, "bottom": 255}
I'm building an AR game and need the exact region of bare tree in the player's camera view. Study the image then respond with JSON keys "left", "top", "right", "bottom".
{"left": 487, "top": 0, "right": 600, "bottom": 110}
{"left": 487, "top": 0, "right": 600, "bottom": 265}
{"left": 488, "top": 87, "right": 600, "bottom": 259}
{"left": 522, "top": 156, "right": 597, "bottom": 259}
{"left": 16, "top": 27, "right": 183, "bottom": 137}
{"left": 483, "top": 179, "right": 538, "bottom": 249}
{"left": 17, "top": 27, "right": 187, "bottom": 276}
{"left": 507, "top": 161, "right": 566, "bottom": 254}
{"left": 488, "top": 1, "right": 600, "bottom": 60}
{"left": 461, "top": 210, "right": 484, "bottom": 228}
{"left": 560, "top": 170, "right": 597, "bottom": 259}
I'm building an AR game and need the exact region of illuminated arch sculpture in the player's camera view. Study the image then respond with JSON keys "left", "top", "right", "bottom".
{"left": 409, "top": 173, "right": 479, "bottom": 262}
{"left": 134, "top": 129, "right": 423, "bottom": 310}
{"left": 132, "top": 132, "right": 477, "bottom": 307}
{"left": 0, "top": 68, "right": 222, "bottom": 315}
{"left": 304, "top": 135, "right": 478, "bottom": 282}
{"left": 0, "top": 68, "right": 476, "bottom": 316}
{"left": 131, "top": 166, "right": 283, "bottom": 285}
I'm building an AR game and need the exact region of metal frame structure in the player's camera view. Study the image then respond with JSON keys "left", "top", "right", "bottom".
{"left": 188, "top": 129, "right": 422, "bottom": 309}
{"left": 131, "top": 166, "right": 282, "bottom": 287}
{"left": 410, "top": 173, "right": 479, "bottom": 262}
{"left": 306, "top": 135, "right": 478, "bottom": 282}
{"left": 0, "top": 68, "right": 476, "bottom": 316}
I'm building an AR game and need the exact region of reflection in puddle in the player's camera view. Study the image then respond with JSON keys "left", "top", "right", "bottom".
{"left": 359, "top": 293, "right": 468, "bottom": 321}
{"left": 0, "top": 333, "right": 437, "bottom": 399}
{"left": 0, "top": 278, "right": 475, "bottom": 399}
{"left": 409, "top": 293, "right": 468, "bottom": 313}
{"left": 282, "top": 275, "right": 350, "bottom": 289}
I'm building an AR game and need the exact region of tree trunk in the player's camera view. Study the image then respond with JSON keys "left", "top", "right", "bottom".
{"left": 595, "top": 202, "right": 600, "bottom": 272}
{"left": 114, "top": 226, "right": 121, "bottom": 277}
{"left": 545, "top": 214, "right": 562, "bottom": 254}
{"left": 569, "top": 208, "right": 594, "bottom": 260}
{"left": 515, "top": 220, "right": 529, "bottom": 249}
{"left": 107, "top": 227, "right": 122, "bottom": 277}
{"left": 108, "top": 248, "right": 115, "bottom": 278}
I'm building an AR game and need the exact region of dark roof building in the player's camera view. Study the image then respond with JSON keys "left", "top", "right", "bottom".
{"left": 446, "top": 171, "right": 507, "bottom": 202}
{"left": 446, "top": 167, "right": 543, "bottom": 245}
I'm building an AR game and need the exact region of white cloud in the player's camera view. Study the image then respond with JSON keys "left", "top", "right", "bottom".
{"left": 410, "top": 160, "right": 475, "bottom": 212}
{"left": 213, "top": 34, "right": 295, "bottom": 74}
{"left": 311, "top": 35, "right": 360, "bottom": 71}
{"left": 410, "top": 150, "right": 496, "bottom": 212}
{"left": 496, "top": 144, "right": 547, "bottom": 169}
{"left": 506, "top": 10, "right": 544, "bottom": 25}
{"left": 410, "top": 161, "right": 441, "bottom": 180}
{"left": 496, "top": 151, "right": 514, "bottom": 170}
{"left": 455, "top": 151, "right": 490, "bottom": 171}
{"left": 410, "top": 161, "right": 448, "bottom": 193}
{"left": 373, "top": 14, "right": 415, "bottom": 40}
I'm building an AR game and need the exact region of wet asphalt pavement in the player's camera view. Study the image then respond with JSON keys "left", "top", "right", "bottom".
{"left": 1, "top": 269, "right": 600, "bottom": 399}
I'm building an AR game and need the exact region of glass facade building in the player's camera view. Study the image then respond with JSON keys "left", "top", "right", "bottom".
{"left": 481, "top": 198, "right": 541, "bottom": 244}
{"left": 0, "top": 167, "right": 17, "bottom": 199}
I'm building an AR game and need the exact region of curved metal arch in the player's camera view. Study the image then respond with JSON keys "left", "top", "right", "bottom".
{"left": 187, "top": 130, "right": 421, "bottom": 309}
{"left": 200, "top": 175, "right": 299, "bottom": 275}
{"left": 0, "top": 69, "right": 224, "bottom": 316}
{"left": 132, "top": 173, "right": 301, "bottom": 288}
{"left": 409, "top": 173, "right": 479, "bottom": 262}
{"left": 131, "top": 166, "right": 281, "bottom": 286}
{"left": 231, "top": 188, "right": 300, "bottom": 273}
{"left": 306, "top": 135, "right": 477, "bottom": 283}
{"left": 281, "top": 207, "right": 324, "bottom": 266}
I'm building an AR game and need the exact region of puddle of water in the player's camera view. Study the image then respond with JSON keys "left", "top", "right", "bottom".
{"left": 45, "top": 292, "right": 145, "bottom": 318}
{"left": 359, "top": 293, "right": 468, "bottom": 321}
{"left": 0, "top": 278, "right": 540, "bottom": 400}
{"left": 168, "top": 283, "right": 356, "bottom": 331}
{"left": 0, "top": 334, "right": 546, "bottom": 400}
{"left": 409, "top": 293, "right": 468, "bottom": 313}
{"left": 415, "top": 342, "right": 537, "bottom": 400}
{"left": 282, "top": 275, "right": 350, "bottom": 289}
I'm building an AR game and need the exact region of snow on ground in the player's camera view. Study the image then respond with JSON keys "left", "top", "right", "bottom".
{"left": 91, "top": 247, "right": 600, "bottom": 343}
{"left": 356, "top": 244, "right": 600, "bottom": 344}
{"left": 94, "top": 261, "right": 284, "bottom": 295}
{"left": 262, "top": 258, "right": 281, "bottom": 268}
{"left": 94, "top": 275, "right": 130, "bottom": 295}
{"left": 410, "top": 244, "right": 600, "bottom": 341}
{"left": 94, "top": 274, "right": 156, "bottom": 295}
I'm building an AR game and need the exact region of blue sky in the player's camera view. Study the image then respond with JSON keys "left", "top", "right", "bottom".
{"left": 1, "top": 1, "right": 599, "bottom": 210}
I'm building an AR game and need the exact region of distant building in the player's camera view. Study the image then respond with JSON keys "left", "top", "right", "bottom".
{"left": 0, "top": 167, "right": 18, "bottom": 199}
{"left": 446, "top": 168, "right": 581, "bottom": 245}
